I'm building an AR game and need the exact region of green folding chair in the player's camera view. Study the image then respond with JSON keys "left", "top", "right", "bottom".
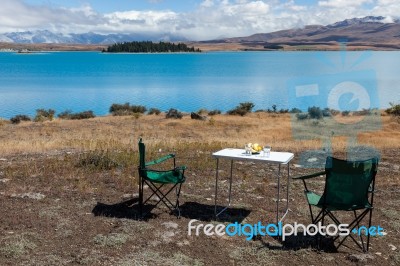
{"left": 294, "top": 156, "right": 378, "bottom": 252}
{"left": 138, "top": 138, "right": 187, "bottom": 218}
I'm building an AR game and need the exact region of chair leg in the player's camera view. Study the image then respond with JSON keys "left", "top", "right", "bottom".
{"left": 175, "top": 183, "right": 183, "bottom": 218}
{"left": 139, "top": 176, "right": 143, "bottom": 217}
{"left": 366, "top": 208, "right": 373, "bottom": 252}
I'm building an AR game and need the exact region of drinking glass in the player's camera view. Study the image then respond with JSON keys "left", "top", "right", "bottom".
{"left": 245, "top": 144, "right": 252, "bottom": 156}
{"left": 263, "top": 145, "right": 271, "bottom": 157}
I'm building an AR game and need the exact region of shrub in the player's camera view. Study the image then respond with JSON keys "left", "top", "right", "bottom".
{"left": 353, "top": 109, "right": 372, "bottom": 116}
{"left": 58, "top": 110, "right": 73, "bottom": 119}
{"left": 109, "top": 103, "right": 147, "bottom": 115}
{"left": 386, "top": 103, "right": 400, "bottom": 116}
{"left": 341, "top": 110, "right": 350, "bottom": 116}
{"left": 59, "top": 110, "right": 95, "bottom": 120}
{"left": 10, "top": 115, "right": 31, "bottom": 124}
{"left": 307, "top": 106, "right": 323, "bottom": 119}
{"left": 34, "top": 109, "right": 55, "bottom": 122}
{"left": 279, "top": 109, "right": 289, "bottom": 113}
{"left": 296, "top": 113, "right": 309, "bottom": 120}
{"left": 208, "top": 109, "right": 221, "bottom": 116}
{"left": 148, "top": 108, "right": 161, "bottom": 115}
{"left": 166, "top": 108, "right": 183, "bottom": 119}
{"left": 227, "top": 102, "right": 255, "bottom": 116}
{"left": 290, "top": 108, "right": 302, "bottom": 113}
{"left": 322, "top": 108, "right": 332, "bottom": 117}
{"left": 71, "top": 111, "right": 95, "bottom": 120}
{"left": 196, "top": 108, "right": 208, "bottom": 115}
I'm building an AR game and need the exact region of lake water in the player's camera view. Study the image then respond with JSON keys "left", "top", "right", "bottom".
{"left": 0, "top": 51, "right": 399, "bottom": 119}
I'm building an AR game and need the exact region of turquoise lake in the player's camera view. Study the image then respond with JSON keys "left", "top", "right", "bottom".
{"left": 0, "top": 51, "right": 399, "bottom": 119}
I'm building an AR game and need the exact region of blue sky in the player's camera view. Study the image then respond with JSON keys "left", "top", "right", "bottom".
{"left": 1, "top": 0, "right": 399, "bottom": 40}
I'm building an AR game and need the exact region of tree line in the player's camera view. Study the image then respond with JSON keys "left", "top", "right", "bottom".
{"left": 106, "top": 41, "right": 201, "bottom": 53}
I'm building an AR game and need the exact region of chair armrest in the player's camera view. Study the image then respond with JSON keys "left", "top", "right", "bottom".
{"left": 292, "top": 171, "right": 326, "bottom": 180}
{"left": 145, "top": 154, "right": 175, "bottom": 166}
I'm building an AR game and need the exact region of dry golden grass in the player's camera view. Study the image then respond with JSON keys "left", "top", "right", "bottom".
{"left": 0, "top": 113, "right": 398, "bottom": 156}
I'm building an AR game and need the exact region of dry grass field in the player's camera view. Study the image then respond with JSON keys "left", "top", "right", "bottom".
{"left": 0, "top": 112, "right": 399, "bottom": 265}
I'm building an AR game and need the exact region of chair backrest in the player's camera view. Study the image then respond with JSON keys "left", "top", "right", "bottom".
{"left": 138, "top": 138, "right": 146, "bottom": 170}
{"left": 322, "top": 156, "right": 378, "bottom": 209}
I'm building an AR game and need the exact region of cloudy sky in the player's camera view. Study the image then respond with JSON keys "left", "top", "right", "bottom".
{"left": 0, "top": 0, "right": 399, "bottom": 40}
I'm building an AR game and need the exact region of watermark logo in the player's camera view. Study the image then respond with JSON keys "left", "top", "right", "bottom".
{"left": 287, "top": 43, "right": 381, "bottom": 167}
{"left": 188, "top": 220, "right": 385, "bottom": 241}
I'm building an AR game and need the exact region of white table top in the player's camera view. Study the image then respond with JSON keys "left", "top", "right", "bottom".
{"left": 212, "top": 148, "right": 294, "bottom": 164}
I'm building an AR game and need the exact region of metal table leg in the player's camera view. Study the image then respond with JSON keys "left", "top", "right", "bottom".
{"left": 276, "top": 163, "right": 290, "bottom": 224}
{"left": 215, "top": 159, "right": 234, "bottom": 218}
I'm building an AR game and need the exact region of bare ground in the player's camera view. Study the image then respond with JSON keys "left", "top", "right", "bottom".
{"left": 0, "top": 114, "right": 399, "bottom": 265}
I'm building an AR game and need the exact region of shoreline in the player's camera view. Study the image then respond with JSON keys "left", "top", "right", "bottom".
{"left": 2, "top": 42, "right": 400, "bottom": 52}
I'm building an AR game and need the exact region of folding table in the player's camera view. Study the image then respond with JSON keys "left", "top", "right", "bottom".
{"left": 212, "top": 148, "right": 294, "bottom": 224}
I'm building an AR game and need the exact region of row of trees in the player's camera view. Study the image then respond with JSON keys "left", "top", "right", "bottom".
{"left": 106, "top": 41, "right": 201, "bottom": 53}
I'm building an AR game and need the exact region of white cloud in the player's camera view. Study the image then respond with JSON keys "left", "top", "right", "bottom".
{"left": 0, "top": 0, "right": 398, "bottom": 41}
{"left": 318, "top": 0, "right": 373, "bottom": 8}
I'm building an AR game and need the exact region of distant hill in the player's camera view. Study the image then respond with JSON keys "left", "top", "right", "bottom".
{"left": 203, "top": 16, "right": 400, "bottom": 50}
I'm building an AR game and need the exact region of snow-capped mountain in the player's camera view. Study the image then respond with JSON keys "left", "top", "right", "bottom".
{"left": 0, "top": 30, "right": 186, "bottom": 44}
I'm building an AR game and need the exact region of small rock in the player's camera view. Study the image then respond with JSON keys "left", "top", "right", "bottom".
{"left": 0, "top": 178, "right": 10, "bottom": 183}
{"left": 269, "top": 182, "right": 278, "bottom": 188}
{"left": 11, "top": 192, "right": 46, "bottom": 200}
{"left": 162, "top": 221, "right": 179, "bottom": 229}
{"left": 122, "top": 194, "right": 133, "bottom": 199}
{"left": 256, "top": 196, "right": 264, "bottom": 199}
{"left": 149, "top": 240, "right": 161, "bottom": 247}
{"left": 389, "top": 244, "right": 397, "bottom": 251}
{"left": 205, "top": 198, "right": 212, "bottom": 201}
{"left": 293, "top": 164, "right": 302, "bottom": 168}
{"left": 177, "top": 240, "right": 190, "bottom": 247}
{"left": 375, "top": 252, "right": 382, "bottom": 256}
{"left": 347, "top": 253, "right": 374, "bottom": 262}
{"left": 190, "top": 112, "right": 207, "bottom": 121}
{"left": 0, "top": 158, "right": 7, "bottom": 161}
{"left": 307, "top": 158, "right": 318, "bottom": 162}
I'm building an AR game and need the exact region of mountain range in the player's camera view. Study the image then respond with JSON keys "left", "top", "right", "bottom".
{"left": 0, "top": 16, "right": 399, "bottom": 50}
{"left": 0, "top": 30, "right": 185, "bottom": 45}
{"left": 211, "top": 16, "right": 400, "bottom": 50}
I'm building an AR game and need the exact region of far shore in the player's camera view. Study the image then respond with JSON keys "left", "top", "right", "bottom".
{"left": 2, "top": 41, "right": 400, "bottom": 52}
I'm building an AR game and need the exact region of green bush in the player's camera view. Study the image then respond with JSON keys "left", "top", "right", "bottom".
{"left": 322, "top": 108, "right": 332, "bottom": 117}
{"left": 34, "top": 109, "right": 55, "bottom": 122}
{"left": 279, "top": 109, "right": 289, "bottom": 113}
{"left": 59, "top": 110, "right": 96, "bottom": 120}
{"left": 290, "top": 108, "right": 302, "bottom": 113}
{"left": 148, "top": 108, "right": 161, "bottom": 115}
{"left": 109, "top": 103, "right": 147, "bottom": 115}
{"left": 208, "top": 109, "right": 221, "bottom": 116}
{"left": 386, "top": 103, "right": 400, "bottom": 116}
{"left": 341, "top": 110, "right": 350, "bottom": 116}
{"left": 296, "top": 113, "right": 309, "bottom": 120}
{"left": 308, "top": 106, "right": 323, "bottom": 119}
{"left": 10, "top": 115, "right": 31, "bottom": 124}
{"left": 227, "top": 102, "right": 255, "bottom": 116}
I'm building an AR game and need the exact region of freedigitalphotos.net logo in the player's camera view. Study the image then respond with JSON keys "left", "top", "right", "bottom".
{"left": 287, "top": 44, "right": 381, "bottom": 168}
{"left": 188, "top": 220, "right": 385, "bottom": 241}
